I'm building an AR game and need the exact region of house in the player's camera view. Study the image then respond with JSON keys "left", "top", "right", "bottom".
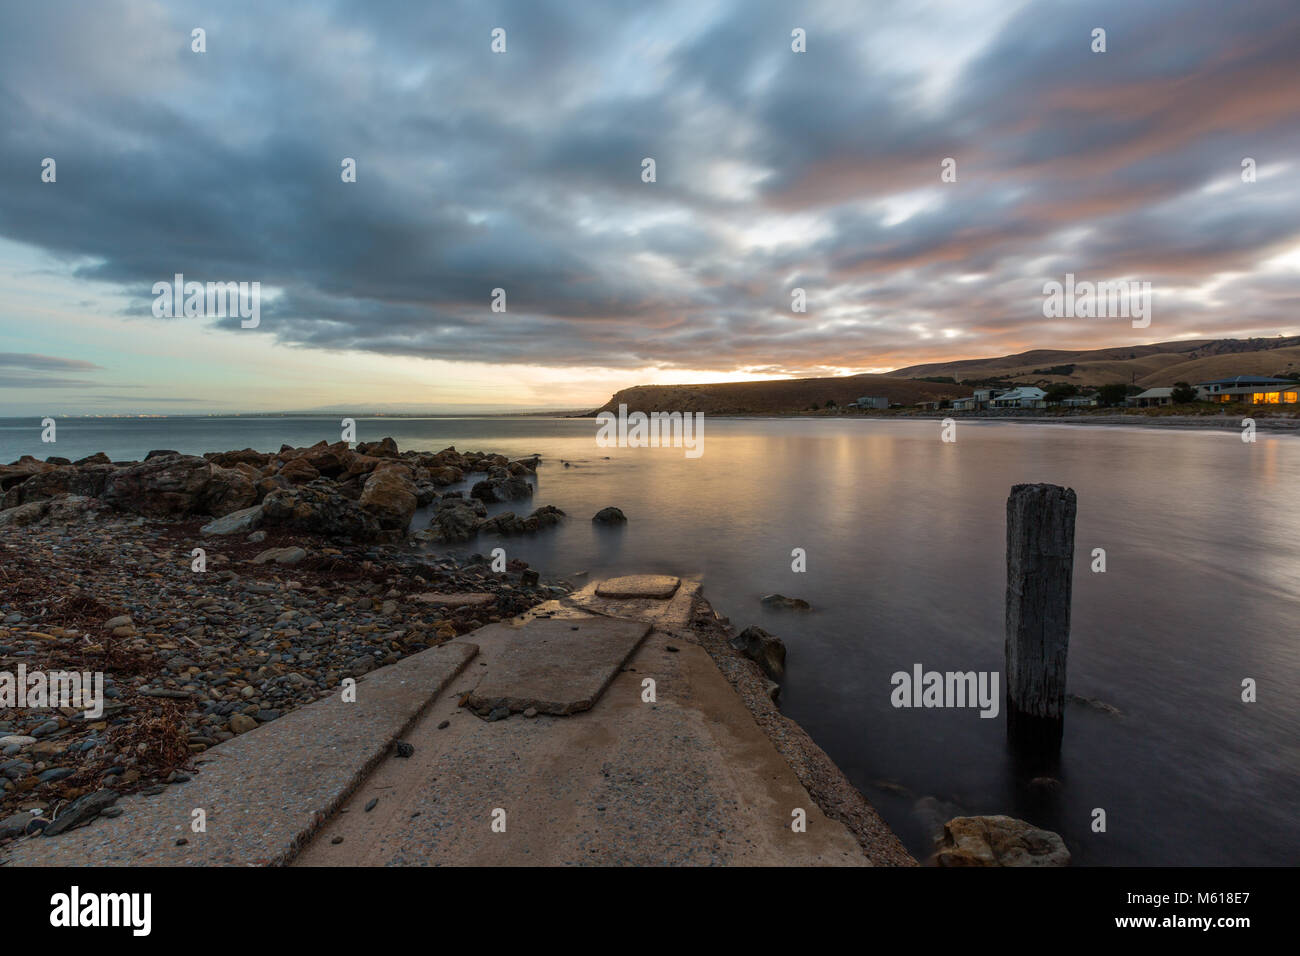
{"left": 1131, "top": 387, "right": 1175, "bottom": 408}
{"left": 990, "top": 386, "right": 1047, "bottom": 409}
{"left": 952, "top": 387, "right": 1004, "bottom": 411}
{"left": 848, "top": 396, "right": 888, "bottom": 410}
{"left": 1195, "top": 376, "right": 1300, "bottom": 405}
{"left": 1061, "top": 393, "right": 1098, "bottom": 407}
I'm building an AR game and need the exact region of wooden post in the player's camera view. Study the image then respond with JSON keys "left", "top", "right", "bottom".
{"left": 1005, "top": 483, "right": 1076, "bottom": 753}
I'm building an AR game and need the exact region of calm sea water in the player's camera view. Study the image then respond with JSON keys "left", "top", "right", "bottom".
{"left": 3, "top": 415, "right": 1298, "bottom": 865}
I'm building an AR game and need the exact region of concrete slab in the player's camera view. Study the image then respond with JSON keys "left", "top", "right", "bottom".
{"left": 293, "top": 630, "right": 869, "bottom": 866}
{"left": 464, "top": 618, "right": 651, "bottom": 716}
{"left": 563, "top": 579, "right": 700, "bottom": 630}
{"left": 4, "top": 642, "right": 477, "bottom": 866}
{"left": 595, "top": 574, "right": 680, "bottom": 599}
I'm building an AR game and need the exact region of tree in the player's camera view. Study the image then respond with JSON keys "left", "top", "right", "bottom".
{"left": 1045, "top": 383, "right": 1079, "bottom": 403}
{"left": 1096, "top": 383, "right": 1129, "bottom": 407}
{"left": 1170, "top": 381, "right": 1197, "bottom": 403}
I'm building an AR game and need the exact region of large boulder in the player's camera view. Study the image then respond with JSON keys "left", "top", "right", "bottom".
{"left": 277, "top": 458, "right": 320, "bottom": 484}
{"left": 592, "top": 506, "right": 627, "bottom": 524}
{"left": 1, "top": 463, "right": 114, "bottom": 508}
{"left": 0, "top": 500, "right": 52, "bottom": 528}
{"left": 359, "top": 469, "right": 418, "bottom": 530}
{"left": 200, "top": 465, "right": 259, "bottom": 516}
{"left": 428, "top": 496, "right": 487, "bottom": 542}
{"left": 426, "top": 465, "right": 464, "bottom": 486}
{"left": 345, "top": 454, "right": 383, "bottom": 477}
{"left": 729, "top": 625, "right": 786, "bottom": 680}
{"left": 297, "top": 441, "right": 353, "bottom": 477}
{"left": 0, "top": 456, "right": 58, "bottom": 491}
{"left": 935, "top": 815, "right": 1071, "bottom": 867}
{"left": 102, "top": 455, "right": 218, "bottom": 517}
{"left": 261, "top": 483, "right": 381, "bottom": 539}
{"left": 356, "top": 437, "right": 399, "bottom": 458}
{"left": 471, "top": 475, "right": 533, "bottom": 503}
{"left": 204, "top": 448, "right": 272, "bottom": 468}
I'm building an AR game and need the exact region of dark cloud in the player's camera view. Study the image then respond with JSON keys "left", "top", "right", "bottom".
{"left": 1, "top": 0, "right": 1298, "bottom": 378}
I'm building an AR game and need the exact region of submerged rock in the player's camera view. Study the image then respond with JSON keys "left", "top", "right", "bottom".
{"left": 479, "top": 505, "right": 565, "bottom": 536}
{"left": 429, "top": 497, "right": 488, "bottom": 542}
{"left": 760, "top": 593, "right": 811, "bottom": 611}
{"left": 934, "top": 815, "right": 1070, "bottom": 867}
{"left": 730, "top": 625, "right": 787, "bottom": 680}
{"left": 592, "top": 506, "right": 627, "bottom": 524}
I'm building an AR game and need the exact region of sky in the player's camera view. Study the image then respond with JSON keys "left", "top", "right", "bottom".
{"left": 1, "top": 0, "right": 1298, "bottom": 415}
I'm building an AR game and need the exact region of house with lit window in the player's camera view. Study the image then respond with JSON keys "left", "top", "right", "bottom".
{"left": 1195, "top": 376, "right": 1300, "bottom": 405}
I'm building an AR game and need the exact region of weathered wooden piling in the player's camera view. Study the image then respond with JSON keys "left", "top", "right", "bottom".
{"left": 1005, "top": 483, "right": 1076, "bottom": 753}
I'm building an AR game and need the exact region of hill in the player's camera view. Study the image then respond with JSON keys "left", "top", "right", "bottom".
{"left": 592, "top": 374, "right": 967, "bottom": 416}
{"left": 891, "top": 337, "right": 1300, "bottom": 388}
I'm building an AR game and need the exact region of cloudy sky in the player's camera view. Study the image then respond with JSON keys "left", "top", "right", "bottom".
{"left": 1, "top": 0, "right": 1298, "bottom": 415}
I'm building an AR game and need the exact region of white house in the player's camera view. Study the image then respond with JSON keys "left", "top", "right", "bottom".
{"left": 1061, "top": 393, "right": 1098, "bottom": 407}
{"left": 990, "top": 386, "right": 1047, "bottom": 409}
{"left": 1131, "top": 387, "right": 1175, "bottom": 408}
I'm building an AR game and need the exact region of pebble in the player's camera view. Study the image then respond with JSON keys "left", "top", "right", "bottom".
{"left": 364, "top": 798, "right": 379, "bottom": 812}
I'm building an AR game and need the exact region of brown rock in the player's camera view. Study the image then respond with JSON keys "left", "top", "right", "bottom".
{"left": 359, "top": 469, "right": 418, "bottom": 530}
{"left": 935, "top": 815, "right": 1071, "bottom": 867}
{"left": 277, "top": 458, "right": 321, "bottom": 484}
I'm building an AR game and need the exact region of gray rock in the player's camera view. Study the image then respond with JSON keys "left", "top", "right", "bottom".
{"left": 201, "top": 504, "right": 264, "bottom": 536}
{"left": 44, "top": 789, "right": 119, "bottom": 836}
{"left": 0, "top": 811, "right": 34, "bottom": 840}
{"left": 29, "top": 720, "right": 61, "bottom": 738}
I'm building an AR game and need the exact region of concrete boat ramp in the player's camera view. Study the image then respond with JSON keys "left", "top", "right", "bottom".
{"left": 6, "top": 575, "right": 904, "bottom": 867}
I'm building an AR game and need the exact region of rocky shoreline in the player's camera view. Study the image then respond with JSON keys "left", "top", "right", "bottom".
{"left": 0, "top": 440, "right": 575, "bottom": 839}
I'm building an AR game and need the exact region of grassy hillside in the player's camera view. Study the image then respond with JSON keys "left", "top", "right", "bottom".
{"left": 591, "top": 337, "right": 1300, "bottom": 415}
{"left": 891, "top": 337, "right": 1300, "bottom": 388}
{"left": 593, "top": 374, "right": 967, "bottom": 415}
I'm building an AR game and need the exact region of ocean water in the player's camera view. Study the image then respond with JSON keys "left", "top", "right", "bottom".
{"left": 2, "top": 415, "right": 1297, "bottom": 865}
